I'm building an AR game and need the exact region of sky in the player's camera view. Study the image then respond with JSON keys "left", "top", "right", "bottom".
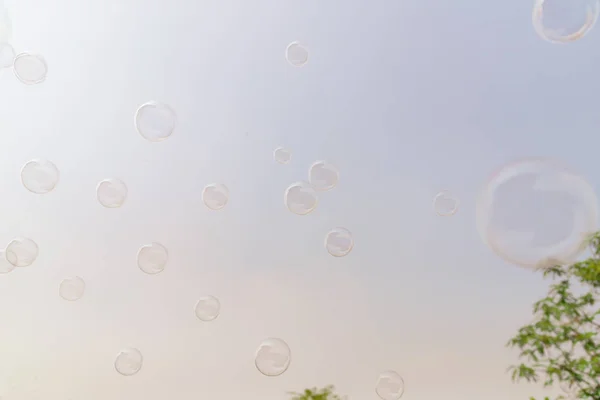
{"left": 0, "top": 0, "right": 598, "bottom": 399}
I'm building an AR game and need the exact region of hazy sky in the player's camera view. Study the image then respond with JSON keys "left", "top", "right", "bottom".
{"left": 0, "top": 0, "right": 598, "bottom": 399}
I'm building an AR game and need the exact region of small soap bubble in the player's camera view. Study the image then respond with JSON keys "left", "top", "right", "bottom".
{"left": 325, "top": 227, "right": 354, "bottom": 257}
{"left": 194, "top": 295, "right": 221, "bottom": 321}
{"left": 433, "top": 190, "right": 459, "bottom": 216}
{"left": 0, "top": 249, "right": 16, "bottom": 274}
{"left": 533, "top": 0, "right": 599, "bottom": 43}
{"left": 273, "top": 147, "right": 292, "bottom": 165}
{"left": 13, "top": 53, "right": 47, "bottom": 85}
{"left": 59, "top": 276, "right": 85, "bottom": 301}
{"left": 284, "top": 181, "right": 318, "bottom": 215}
{"left": 0, "top": 42, "right": 15, "bottom": 69}
{"left": 21, "top": 159, "right": 59, "bottom": 194}
{"left": 97, "top": 178, "right": 128, "bottom": 208}
{"left": 134, "top": 101, "right": 176, "bottom": 142}
{"left": 137, "top": 242, "right": 168, "bottom": 275}
{"left": 308, "top": 161, "right": 339, "bottom": 192}
{"left": 6, "top": 237, "right": 38, "bottom": 267}
{"left": 376, "top": 370, "right": 405, "bottom": 400}
{"left": 202, "top": 183, "right": 229, "bottom": 211}
{"left": 285, "top": 41, "right": 309, "bottom": 67}
{"left": 255, "top": 338, "right": 291, "bottom": 377}
{"left": 114, "top": 347, "right": 143, "bottom": 376}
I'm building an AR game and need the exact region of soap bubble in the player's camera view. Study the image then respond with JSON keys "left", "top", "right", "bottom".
{"left": 97, "top": 178, "right": 128, "bottom": 208}
{"left": 325, "top": 227, "right": 354, "bottom": 257}
{"left": 137, "top": 242, "right": 168, "bottom": 274}
{"left": 114, "top": 347, "right": 143, "bottom": 376}
{"left": 59, "top": 276, "right": 85, "bottom": 301}
{"left": 134, "top": 101, "right": 176, "bottom": 142}
{"left": 433, "top": 190, "right": 459, "bottom": 216}
{"left": 13, "top": 53, "right": 47, "bottom": 85}
{"left": 194, "top": 295, "right": 220, "bottom": 321}
{"left": 202, "top": 183, "right": 229, "bottom": 210}
{"left": 273, "top": 147, "right": 292, "bottom": 164}
{"left": 255, "top": 338, "right": 291, "bottom": 377}
{"left": 476, "top": 158, "right": 598, "bottom": 270}
{"left": 308, "top": 161, "right": 339, "bottom": 192}
{"left": 376, "top": 370, "right": 405, "bottom": 400}
{"left": 533, "top": 0, "right": 599, "bottom": 43}
{"left": 0, "top": 249, "right": 17, "bottom": 274}
{"left": 21, "top": 159, "right": 59, "bottom": 194}
{"left": 0, "top": 42, "right": 15, "bottom": 69}
{"left": 285, "top": 41, "right": 309, "bottom": 67}
{"left": 6, "top": 237, "right": 39, "bottom": 267}
{"left": 284, "top": 181, "right": 318, "bottom": 215}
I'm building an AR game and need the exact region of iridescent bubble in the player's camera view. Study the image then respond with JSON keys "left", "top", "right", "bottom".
{"left": 325, "top": 227, "right": 354, "bottom": 257}
{"left": 255, "top": 338, "right": 291, "bottom": 377}
{"left": 284, "top": 181, "right": 318, "bottom": 215}
{"left": 6, "top": 237, "right": 39, "bottom": 267}
{"left": 433, "top": 190, "right": 459, "bottom": 216}
{"left": 202, "top": 183, "right": 229, "bottom": 211}
{"left": 308, "top": 161, "right": 339, "bottom": 192}
{"left": 97, "top": 178, "right": 128, "bottom": 208}
{"left": 0, "top": 249, "right": 17, "bottom": 274}
{"left": 0, "top": 42, "right": 15, "bottom": 69}
{"left": 476, "top": 158, "right": 598, "bottom": 270}
{"left": 273, "top": 147, "right": 292, "bottom": 165}
{"left": 134, "top": 101, "right": 176, "bottom": 142}
{"left": 285, "top": 41, "right": 309, "bottom": 67}
{"left": 21, "top": 159, "right": 59, "bottom": 194}
{"left": 59, "top": 276, "right": 85, "bottom": 301}
{"left": 375, "top": 370, "right": 405, "bottom": 400}
{"left": 194, "top": 295, "right": 220, "bottom": 322}
{"left": 137, "top": 242, "right": 168, "bottom": 275}
{"left": 532, "top": 0, "right": 599, "bottom": 43}
{"left": 13, "top": 53, "right": 47, "bottom": 85}
{"left": 114, "top": 347, "right": 143, "bottom": 376}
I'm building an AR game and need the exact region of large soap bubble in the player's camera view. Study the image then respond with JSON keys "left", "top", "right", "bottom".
{"left": 476, "top": 158, "right": 598, "bottom": 270}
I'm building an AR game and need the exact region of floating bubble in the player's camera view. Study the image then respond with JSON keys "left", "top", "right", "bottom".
{"left": 532, "top": 0, "right": 599, "bottom": 43}
{"left": 376, "top": 370, "right": 405, "bottom": 400}
{"left": 476, "top": 158, "right": 598, "bottom": 270}
{"left": 308, "top": 161, "right": 339, "bottom": 192}
{"left": 0, "top": 42, "right": 14, "bottom": 69}
{"left": 433, "top": 190, "right": 459, "bottom": 216}
{"left": 6, "top": 237, "right": 39, "bottom": 267}
{"left": 273, "top": 147, "right": 292, "bottom": 165}
{"left": 137, "top": 242, "right": 168, "bottom": 275}
{"left": 202, "top": 183, "right": 229, "bottom": 211}
{"left": 285, "top": 41, "right": 309, "bottom": 67}
{"left": 59, "top": 276, "right": 85, "bottom": 301}
{"left": 114, "top": 347, "right": 143, "bottom": 376}
{"left": 21, "top": 159, "right": 59, "bottom": 194}
{"left": 97, "top": 178, "right": 128, "bottom": 208}
{"left": 284, "top": 181, "right": 318, "bottom": 215}
{"left": 0, "top": 249, "right": 16, "bottom": 274}
{"left": 13, "top": 53, "right": 47, "bottom": 85}
{"left": 255, "top": 338, "right": 291, "bottom": 377}
{"left": 194, "top": 295, "right": 220, "bottom": 321}
{"left": 325, "top": 227, "right": 354, "bottom": 257}
{"left": 134, "top": 101, "right": 176, "bottom": 142}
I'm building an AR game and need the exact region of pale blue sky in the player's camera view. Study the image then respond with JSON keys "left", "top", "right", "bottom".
{"left": 0, "top": 0, "right": 597, "bottom": 399}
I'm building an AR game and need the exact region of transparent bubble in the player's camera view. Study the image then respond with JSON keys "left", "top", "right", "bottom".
{"left": 13, "top": 53, "right": 47, "bottom": 85}
{"left": 137, "top": 242, "right": 168, "bottom": 275}
{"left": 308, "top": 161, "right": 339, "bottom": 192}
{"left": 255, "top": 338, "right": 291, "bottom": 377}
{"left": 0, "top": 249, "right": 17, "bottom": 274}
{"left": 114, "top": 347, "right": 143, "bottom": 376}
{"left": 59, "top": 276, "right": 85, "bottom": 301}
{"left": 376, "top": 370, "right": 405, "bottom": 400}
{"left": 433, "top": 190, "right": 459, "bottom": 216}
{"left": 0, "top": 6, "right": 12, "bottom": 42}
{"left": 0, "top": 42, "right": 14, "bottom": 69}
{"left": 194, "top": 295, "right": 221, "bottom": 322}
{"left": 134, "top": 101, "right": 176, "bottom": 142}
{"left": 325, "top": 227, "right": 354, "bottom": 257}
{"left": 202, "top": 183, "right": 229, "bottom": 211}
{"left": 6, "top": 237, "right": 39, "bottom": 267}
{"left": 273, "top": 147, "right": 292, "bottom": 165}
{"left": 21, "top": 159, "right": 59, "bottom": 194}
{"left": 533, "top": 0, "right": 599, "bottom": 43}
{"left": 285, "top": 41, "right": 309, "bottom": 67}
{"left": 284, "top": 181, "right": 318, "bottom": 215}
{"left": 476, "top": 158, "right": 598, "bottom": 270}
{"left": 97, "top": 178, "right": 128, "bottom": 208}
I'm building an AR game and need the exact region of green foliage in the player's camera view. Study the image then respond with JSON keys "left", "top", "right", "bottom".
{"left": 288, "top": 385, "right": 343, "bottom": 400}
{"left": 506, "top": 233, "right": 600, "bottom": 400}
